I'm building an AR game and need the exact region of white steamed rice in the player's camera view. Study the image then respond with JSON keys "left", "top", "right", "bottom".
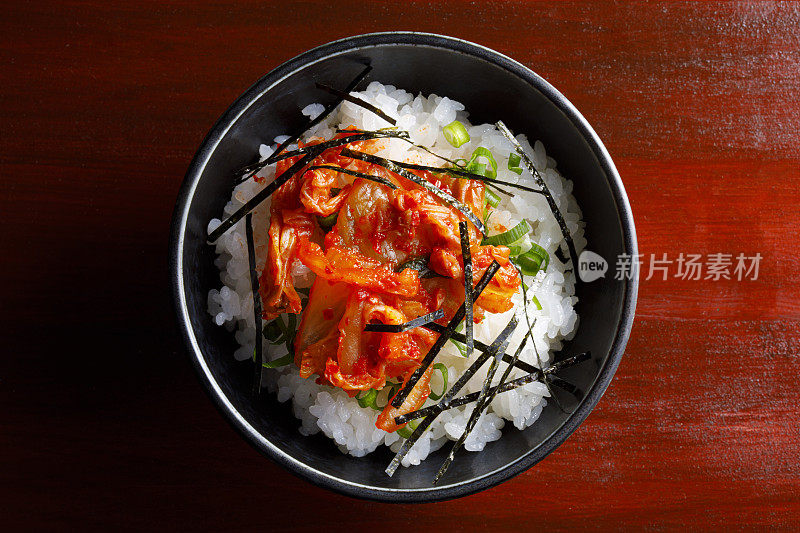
{"left": 206, "top": 82, "right": 586, "bottom": 467}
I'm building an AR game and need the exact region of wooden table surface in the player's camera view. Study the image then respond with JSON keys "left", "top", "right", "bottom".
{"left": 3, "top": 1, "right": 799, "bottom": 530}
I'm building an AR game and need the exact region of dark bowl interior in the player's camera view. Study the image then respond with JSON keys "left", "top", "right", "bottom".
{"left": 170, "top": 33, "right": 638, "bottom": 502}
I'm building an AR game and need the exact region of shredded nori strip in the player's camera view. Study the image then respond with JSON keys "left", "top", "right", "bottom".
{"left": 548, "top": 351, "right": 592, "bottom": 373}
{"left": 262, "top": 130, "right": 409, "bottom": 165}
{"left": 363, "top": 309, "right": 444, "bottom": 333}
{"left": 390, "top": 159, "right": 546, "bottom": 196}
{"left": 385, "top": 314, "right": 519, "bottom": 476}
{"left": 439, "top": 283, "right": 582, "bottom": 482}
{"left": 425, "top": 322, "right": 538, "bottom": 374}
{"left": 302, "top": 164, "right": 398, "bottom": 190}
{"left": 331, "top": 128, "right": 533, "bottom": 198}
{"left": 334, "top": 127, "right": 399, "bottom": 135}
{"left": 449, "top": 272, "right": 541, "bottom": 471}
{"left": 208, "top": 152, "right": 314, "bottom": 243}
{"left": 210, "top": 132, "right": 408, "bottom": 243}
{"left": 315, "top": 82, "right": 397, "bottom": 126}
{"left": 433, "top": 319, "right": 519, "bottom": 483}
{"left": 335, "top": 127, "right": 466, "bottom": 168}
{"left": 245, "top": 213, "right": 263, "bottom": 396}
{"left": 389, "top": 261, "right": 500, "bottom": 408}
{"left": 459, "top": 222, "right": 475, "bottom": 365}
{"left": 438, "top": 318, "right": 521, "bottom": 416}
{"left": 395, "top": 332, "right": 531, "bottom": 425}
{"left": 394, "top": 256, "right": 441, "bottom": 279}
{"left": 398, "top": 351, "right": 591, "bottom": 423}
{"left": 514, "top": 262, "right": 568, "bottom": 414}
{"left": 554, "top": 246, "right": 569, "bottom": 265}
{"left": 484, "top": 181, "right": 515, "bottom": 198}
{"left": 340, "top": 148, "right": 486, "bottom": 235}
{"left": 546, "top": 374, "right": 585, "bottom": 401}
{"left": 426, "top": 323, "right": 539, "bottom": 374}
{"left": 234, "top": 64, "right": 373, "bottom": 181}
{"left": 496, "top": 121, "right": 578, "bottom": 273}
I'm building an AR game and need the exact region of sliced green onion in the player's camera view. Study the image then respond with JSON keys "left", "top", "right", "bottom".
{"left": 263, "top": 320, "right": 283, "bottom": 342}
{"left": 429, "top": 363, "right": 449, "bottom": 401}
{"left": 528, "top": 242, "right": 550, "bottom": 271}
{"left": 449, "top": 320, "right": 468, "bottom": 357}
{"left": 386, "top": 381, "right": 401, "bottom": 399}
{"left": 450, "top": 339, "right": 468, "bottom": 357}
{"left": 317, "top": 211, "right": 338, "bottom": 231}
{"left": 485, "top": 188, "right": 501, "bottom": 208}
{"left": 508, "top": 153, "right": 523, "bottom": 175}
{"left": 262, "top": 353, "right": 293, "bottom": 368}
{"left": 466, "top": 147, "right": 498, "bottom": 179}
{"left": 266, "top": 314, "right": 298, "bottom": 352}
{"left": 356, "top": 389, "right": 381, "bottom": 410}
{"left": 516, "top": 243, "right": 550, "bottom": 276}
{"left": 395, "top": 256, "right": 440, "bottom": 279}
{"left": 358, "top": 383, "right": 400, "bottom": 411}
{"left": 516, "top": 253, "right": 543, "bottom": 276}
{"left": 532, "top": 295, "right": 542, "bottom": 310}
{"left": 443, "top": 120, "right": 470, "bottom": 148}
{"left": 469, "top": 162, "right": 487, "bottom": 175}
{"left": 482, "top": 219, "right": 532, "bottom": 246}
{"left": 397, "top": 418, "right": 420, "bottom": 439}
{"left": 286, "top": 313, "right": 297, "bottom": 354}
{"left": 507, "top": 234, "right": 533, "bottom": 257}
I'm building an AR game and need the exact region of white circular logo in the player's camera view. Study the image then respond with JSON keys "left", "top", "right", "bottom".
{"left": 578, "top": 250, "right": 608, "bottom": 282}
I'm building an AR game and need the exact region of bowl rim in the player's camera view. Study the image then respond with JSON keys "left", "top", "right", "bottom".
{"left": 169, "top": 31, "right": 639, "bottom": 503}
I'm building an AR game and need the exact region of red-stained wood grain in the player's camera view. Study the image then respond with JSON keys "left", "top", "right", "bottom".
{"left": 2, "top": 1, "right": 799, "bottom": 530}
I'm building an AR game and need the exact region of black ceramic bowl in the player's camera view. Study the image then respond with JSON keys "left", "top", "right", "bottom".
{"left": 170, "top": 32, "right": 638, "bottom": 502}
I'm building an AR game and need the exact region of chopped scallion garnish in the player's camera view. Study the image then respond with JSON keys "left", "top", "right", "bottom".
{"left": 450, "top": 339, "right": 468, "bottom": 357}
{"left": 507, "top": 234, "right": 533, "bottom": 257}
{"left": 443, "top": 120, "right": 470, "bottom": 147}
{"left": 396, "top": 418, "right": 420, "bottom": 439}
{"left": 263, "top": 320, "right": 283, "bottom": 342}
{"left": 485, "top": 188, "right": 501, "bottom": 208}
{"left": 465, "top": 147, "right": 498, "bottom": 179}
{"left": 482, "top": 219, "right": 532, "bottom": 246}
{"left": 428, "top": 363, "right": 449, "bottom": 401}
{"left": 449, "top": 321, "right": 468, "bottom": 357}
{"left": 508, "top": 153, "right": 523, "bottom": 174}
{"left": 262, "top": 353, "right": 293, "bottom": 369}
{"left": 262, "top": 314, "right": 299, "bottom": 353}
{"left": 356, "top": 388, "right": 382, "bottom": 411}
{"left": 516, "top": 243, "right": 550, "bottom": 275}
